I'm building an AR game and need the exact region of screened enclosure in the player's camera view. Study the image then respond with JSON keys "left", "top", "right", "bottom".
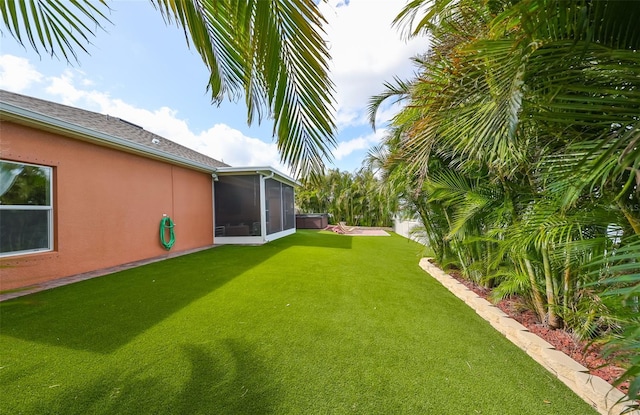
{"left": 213, "top": 168, "right": 298, "bottom": 244}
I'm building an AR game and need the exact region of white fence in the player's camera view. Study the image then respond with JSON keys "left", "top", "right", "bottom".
{"left": 393, "top": 217, "right": 428, "bottom": 246}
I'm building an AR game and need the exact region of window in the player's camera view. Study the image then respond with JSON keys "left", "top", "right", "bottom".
{"left": 0, "top": 160, "right": 53, "bottom": 256}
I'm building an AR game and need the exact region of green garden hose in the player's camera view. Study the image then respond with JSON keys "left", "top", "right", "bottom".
{"left": 160, "top": 216, "right": 175, "bottom": 250}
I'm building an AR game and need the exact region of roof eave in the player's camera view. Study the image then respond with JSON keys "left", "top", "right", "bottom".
{"left": 0, "top": 102, "right": 218, "bottom": 174}
{"left": 216, "top": 166, "right": 300, "bottom": 187}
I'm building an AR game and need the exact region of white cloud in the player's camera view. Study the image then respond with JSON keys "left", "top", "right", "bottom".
{"left": 0, "top": 54, "right": 43, "bottom": 91}
{"left": 45, "top": 69, "right": 89, "bottom": 105}
{"left": 194, "top": 124, "right": 286, "bottom": 171}
{"left": 319, "top": 0, "right": 426, "bottom": 128}
{"left": 334, "top": 129, "right": 387, "bottom": 160}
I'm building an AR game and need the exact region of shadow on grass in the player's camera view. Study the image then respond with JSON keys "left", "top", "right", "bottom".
{"left": 25, "top": 339, "right": 279, "bottom": 415}
{"left": 174, "top": 340, "right": 280, "bottom": 414}
{"left": 0, "top": 231, "right": 351, "bottom": 354}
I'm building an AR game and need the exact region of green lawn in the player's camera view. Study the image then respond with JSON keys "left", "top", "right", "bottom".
{"left": 0, "top": 230, "right": 596, "bottom": 414}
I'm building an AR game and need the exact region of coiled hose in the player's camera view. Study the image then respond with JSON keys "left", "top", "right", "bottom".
{"left": 159, "top": 216, "right": 175, "bottom": 250}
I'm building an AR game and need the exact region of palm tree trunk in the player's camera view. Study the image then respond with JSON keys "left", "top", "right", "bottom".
{"left": 563, "top": 251, "right": 571, "bottom": 311}
{"left": 414, "top": 199, "right": 445, "bottom": 263}
{"left": 523, "top": 258, "right": 547, "bottom": 322}
{"left": 541, "top": 246, "right": 562, "bottom": 329}
{"left": 442, "top": 208, "right": 469, "bottom": 275}
{"left": 483, "top": 242, "right": 494, "bottom": 288}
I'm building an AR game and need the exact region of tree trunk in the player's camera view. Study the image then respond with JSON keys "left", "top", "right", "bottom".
{"left": 542, "top": 246, "right": 562, "bottom": 329}
{"left": 483, "top": 242, "right": 494, "bottom": 288}
{"left": 563, "top": 251, "right": 571, "bottom": 310}
{"left": 523, "top": 258, "right": 547, "bottom": 322}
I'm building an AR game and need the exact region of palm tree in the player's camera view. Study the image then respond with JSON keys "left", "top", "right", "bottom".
{"left": 370, "top": 0, "right": 639, "bottom": 317}
{"left": 368, "top": 0, "right": 640, "bottom": 401}
{"left": 0, "top": 0, "right": 336, "bottom": 176}
{"left": 598, "top": 236, "right": 640, "bottom": 408}
{"left": 295, "top": 167, "right": 396, "bottom": 227}
{"left": 364, "top": 126, "right": 456, "bottom": 265}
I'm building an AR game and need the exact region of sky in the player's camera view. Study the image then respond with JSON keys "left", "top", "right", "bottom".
{"left": 0, "top": 0, "right": 427, "bottom": 176}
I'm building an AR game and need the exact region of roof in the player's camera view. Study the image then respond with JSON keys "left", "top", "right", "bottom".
{"left": 216, "top": 166, "right": 300, "bottom": 187}
{"left": 0, "top": 89, "right": 228, "bottom": 172}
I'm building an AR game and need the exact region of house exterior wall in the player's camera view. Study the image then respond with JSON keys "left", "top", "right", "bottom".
{"left": 0, "top": 121, "right": 213, "bottom": 290}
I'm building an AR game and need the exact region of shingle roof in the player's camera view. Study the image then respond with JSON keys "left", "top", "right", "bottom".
{"left": 0, "top": 89, "right": 229, "bottom": 170}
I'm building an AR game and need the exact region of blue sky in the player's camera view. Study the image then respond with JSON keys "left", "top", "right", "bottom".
{"left": 0, "top": 0, "right": 426, "bottom": 176}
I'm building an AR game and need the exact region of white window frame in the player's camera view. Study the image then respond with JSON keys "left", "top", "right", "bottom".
{"left": 0, "top": 160, "right": 54, "bottom": 257}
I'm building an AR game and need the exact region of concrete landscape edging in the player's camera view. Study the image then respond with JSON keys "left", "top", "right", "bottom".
{"left": 419, "top": 258, "right": 639, "bottom": 415}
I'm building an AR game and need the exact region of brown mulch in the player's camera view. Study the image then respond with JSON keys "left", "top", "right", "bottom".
{"left": 445, "top": 268, "right": 629, "bottom": 394}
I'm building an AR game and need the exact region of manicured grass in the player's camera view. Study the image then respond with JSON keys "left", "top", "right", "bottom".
{"left": 1, "top": 231, "right": 596, "bottom": 414}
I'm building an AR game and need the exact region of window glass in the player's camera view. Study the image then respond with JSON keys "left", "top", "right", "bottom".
{"left": 0, "top": 162, "right": 51, "bottom": 205}
{"left": 0, "top": 160, "right": 53, "bottom": 256}
{"left": 0, "top": 210, "right": 50, "bottom": 253}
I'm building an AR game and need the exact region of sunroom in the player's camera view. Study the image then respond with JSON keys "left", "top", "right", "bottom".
{"left": 213, "top": 167, "right": 299, "bottom": 245}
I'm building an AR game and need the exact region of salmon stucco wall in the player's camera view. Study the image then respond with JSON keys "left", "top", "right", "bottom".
{"left": 0, "top": 121, "right": 214, "bottom": 290}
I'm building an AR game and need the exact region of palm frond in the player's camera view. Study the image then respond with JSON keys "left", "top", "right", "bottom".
{"left": 367, "top": 76, "right": 413, "bottom": 130}
{"left": 0, "top": 0, "right": 111, "bottom": 62}
{"left": 152, "top": 0, "right": 337, "bottom": 177}
{"left": 591, "top": 236, "right": 640, "bottom": 404}
{"left": 490, "top": 269, "right": 531, "bottom": 302}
